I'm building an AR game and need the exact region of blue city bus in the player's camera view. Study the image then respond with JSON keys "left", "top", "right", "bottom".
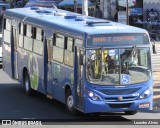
{"left": 2, "top": 7, "right": 153, "bottom": 115}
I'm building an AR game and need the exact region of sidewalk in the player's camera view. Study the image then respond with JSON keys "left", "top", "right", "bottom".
{"left": 153, "top": 71, "right": 160, "bottom": 112}
{"left": 153, "top": 41, "right": 160, "bottom": 85}
{"left": 153, "top": 71, "right": 160, "bottom": 85}
{"left": 152, "top": 38, "right": 160, "bottom": 111}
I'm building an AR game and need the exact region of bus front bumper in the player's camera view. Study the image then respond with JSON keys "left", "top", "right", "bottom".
{"left": 84, "top": 95, "right": 153, "bottom": 113}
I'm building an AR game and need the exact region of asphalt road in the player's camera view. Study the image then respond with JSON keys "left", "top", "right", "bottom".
{"left": 0, "top": 68, "right": 159, "bottom": 126}
{"left": 0, "top": 69, "right": 128, "bottom": 120}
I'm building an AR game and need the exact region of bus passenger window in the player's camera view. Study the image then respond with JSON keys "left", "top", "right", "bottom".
{"left": 55, "top": 34, "right": 64, "bottom": 48}
{"left": 3, "top": 29, "right": 11, "bottom": 44}
{"left": 36, "top": 28, "right": 43, "bottom": 41}
{"left": 33, "top": 40, "right": 43, "bottom": 55}
{"left": 26, "top": 25, "right": 32, "bottom": 38}
{"left": 5, "top": 19, "right": 11, "bottom": 31}
{"left": 18, "top": 23, "right": 24, "bottom": 48}
{"left": 3, "top": 18, "right": 11, "bottom": 44}
{"left": 67, "top": 37, "right": 74, "bottom": 51}
{"left": 64, "top": 37, "right": 74, "bottom": 67}
{"left": 53, "top": 33, "right": 65, "bottom": 63}
{"left": 23, "top": 24, "right": 33, "bottom": 51}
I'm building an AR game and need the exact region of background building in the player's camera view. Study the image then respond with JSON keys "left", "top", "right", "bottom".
{"left": 143, "top": 0, "right": 160, "bottom": 21}
{"left": 100, "top": 0, "right": 160, "bottom": 23}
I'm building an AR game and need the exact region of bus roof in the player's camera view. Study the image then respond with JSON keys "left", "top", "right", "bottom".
{"left": 4, "top": 7, "right": 148, "bottom": 36}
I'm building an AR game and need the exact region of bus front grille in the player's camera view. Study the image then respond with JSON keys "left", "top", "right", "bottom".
{"left": 99, "top": 88, "right": 141, "bottom": 95}
{"left": 105, "top": 96, "right": 137, "bottom": 102}
{"left": 108, "top": 103, "right": 132, "bottom": 109}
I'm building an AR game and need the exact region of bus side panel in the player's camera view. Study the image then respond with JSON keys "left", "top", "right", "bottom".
{"left": 17, "top": 50, "right": 45, "bottom": 95}
{"left": 3, "top": 43, "right": 13, "bottom": 77}
{"left": 30, "top": 53, "right": 45, "bottom": 94}
{"left": 17, "top": 49, "right": 32, "bottom": 84}
{"left": 46, "top": 63, "right": 52, "bottom": 95}
{"left": 52, "top": 62, "right": 74, "bottom": 103}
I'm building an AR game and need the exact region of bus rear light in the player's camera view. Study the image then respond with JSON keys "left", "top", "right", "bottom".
{"left": 139, "top": 102, "right": 150, "bottom": 108}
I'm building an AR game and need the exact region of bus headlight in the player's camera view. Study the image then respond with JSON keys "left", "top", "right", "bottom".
{"left": 139, "top": 87, "right": 152, "bottom": 99}
{"left": 86, "top": 90, "right": 102, "bottom": 101}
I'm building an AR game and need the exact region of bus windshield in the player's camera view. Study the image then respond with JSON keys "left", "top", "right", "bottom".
{"left": 86, "top": 48, "right": 151, "bottom": 85}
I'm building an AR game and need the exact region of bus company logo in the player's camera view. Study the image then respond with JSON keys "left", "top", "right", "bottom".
{"left": 118, "top": 96, "right": 123, "bottom": 101}
{"left": 2, "top": 120, "right": 11, "bottom": 125}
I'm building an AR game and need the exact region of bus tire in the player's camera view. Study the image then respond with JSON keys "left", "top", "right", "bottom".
{"left": 125, "top": 111, "right": 137, "bottom": 115}
{"left": 23, "top": 71, "right": 32, "bottom": 96}
{"left": 65, "top": 89, "right": 78, "bottom": 115}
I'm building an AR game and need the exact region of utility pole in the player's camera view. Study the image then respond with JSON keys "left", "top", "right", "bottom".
{"left": 82, "top": 0, "right": 88, "bottom": 16}
{"left": 74, "top": 0, "right": 77, "bottom": 13}
{"left": 126, "top": 0, "right": 129, "bottom": 25}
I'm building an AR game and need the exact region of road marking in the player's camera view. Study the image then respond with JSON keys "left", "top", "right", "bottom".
{"left": 153, "top": 95, "right": 160, "bottom": 100}
{"left": 153, "top": 89, "right": 160, "bottom": 92}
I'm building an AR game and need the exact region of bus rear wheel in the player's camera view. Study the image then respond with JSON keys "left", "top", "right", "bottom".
{"left": 125, "top": 111, "right": 137, "bottom": 115}
{"left": 65, "top": 89, "right": 78, "bottom": 115}
{"left": 23, "top": 71, "right": 32, "bottom": 96}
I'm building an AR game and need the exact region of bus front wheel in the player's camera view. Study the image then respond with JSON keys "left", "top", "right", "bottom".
{"left": 65, "top": 89, "right": 78, "bottom": 115}
{"left": 23, "top": 71, "right": 32, "bottom": 96}
{"left": 125, "top": 111, "right": 137, "bottom": 115}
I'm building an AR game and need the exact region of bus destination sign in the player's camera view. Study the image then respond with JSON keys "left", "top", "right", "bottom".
{"left": 93, "top": 36, "right": 136, "bottom": 43}
{"left": 87, "top": 34, "right": 149, "bottom": 46}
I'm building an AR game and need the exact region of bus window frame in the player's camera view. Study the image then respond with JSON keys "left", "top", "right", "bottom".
{"left": 52, "top": 32, "right": 77, "bottom": 68}
{"left": 33, "top": 26, "right": 44, "bottom": 56}
{"left": 52, "top": 33, "right": 65, "bottom": 63}
{"left": 33, "top": 39, "right": 44, "bottom": 56}
{"left": 3, "top": 18, "right": 11, "bottom": 44}
{"left": 18, "top": 22, "right": 24, "bottom": 48}
{"left": 23, "top": 23, "right": 33, "bottom": 52}
{"left": 5, "top": 18, "right": 11, "bottom": 31}
{"left": 64, "top": 36, "right": 74, "bottom": 67}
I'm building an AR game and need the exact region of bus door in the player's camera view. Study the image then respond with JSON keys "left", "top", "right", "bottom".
{"left": 12, "top": 27, "right": 18, "bottom": 79}
{"left": 31, "top": 27, "right": 44, "bottom": 93}
{"left": 75, "top": 46, "right": 84, "bottom": 110}
{"left": 3, "top": 18, "right": 13, "bottom": 77}
{"left": 46, "top": 38, "right": 53, "bottom": 95}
